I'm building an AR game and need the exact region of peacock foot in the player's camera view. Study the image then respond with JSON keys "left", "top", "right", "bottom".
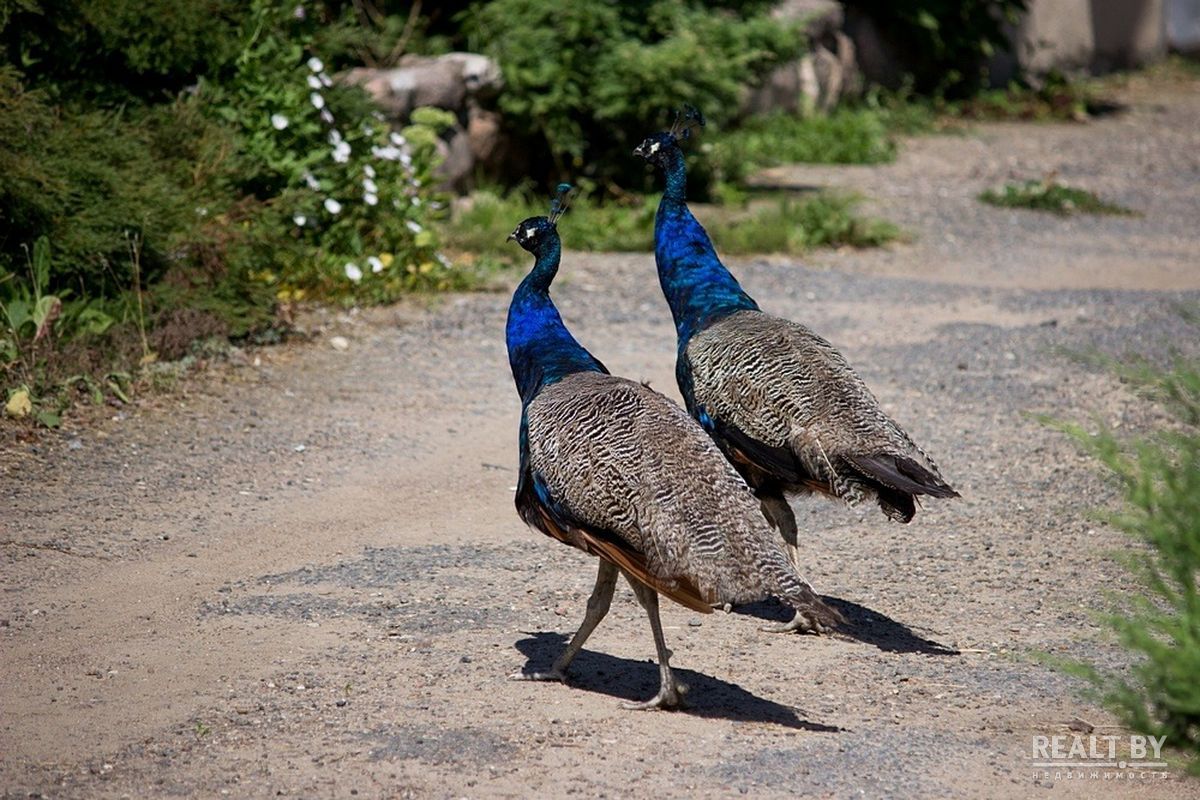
{"left": 621, "top": 679, "right": 688, "bottom": 711}
{"left": 760, "top": 610, "right": 832, "bottom": 635}
{"left": 508, "top": 668, "right": 567, "bottom": 683}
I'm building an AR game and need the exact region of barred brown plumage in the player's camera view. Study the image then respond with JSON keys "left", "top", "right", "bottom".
{"left": 526, "top": 372, "right": 840, "bottom": 617}
{"left": 506, "top": 199, "right": 841, "bottom": 709}
{"left": 685, "top": 309, "right": 957, "bottom": 524}
{"left": 637, "top": 117, "right": 958, "bottom": 635}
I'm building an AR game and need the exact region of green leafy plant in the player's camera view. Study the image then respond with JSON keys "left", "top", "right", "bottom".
{"left": 441, "top": 188, "right": 897, "bottom": 261}
{"left": 844, "top": 0, "right": 1029, "bottom": 95}
{"left": 979, "top": 178, "right": 1136, "bottom": 216}
{"left": 705, "top": 193, "right": 900, "bottom": 254}
{"left": 463, "top": 0, "right": 804, "bottom": 191}
{"left": 706, "top": 108, "right": 899, "bottom": 185}
{"left": 203, "top": 1, "right": 457, "bottom": 303}
{"left": 1048, "top": 359, "right": 1200, "bottom": 774}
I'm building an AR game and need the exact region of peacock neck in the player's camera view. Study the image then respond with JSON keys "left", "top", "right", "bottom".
{"left": 654, "top": 146, "right": 758, "bottom": 347}
{"left": 506, "top": 238, "right": 605, "bottom": 406}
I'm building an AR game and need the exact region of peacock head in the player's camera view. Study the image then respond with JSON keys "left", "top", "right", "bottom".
{"left": 508, "top": 183, "right": 573, "bottom": 254}
{"left": 633, "top": 105, "right": 705, "bottom": 166}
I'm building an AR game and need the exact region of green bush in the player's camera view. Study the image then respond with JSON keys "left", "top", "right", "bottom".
{"left": 844, "top": 0, "right": 1028, "bottom": 95}
{"left": 0, "top": 0, "right": 459, "bottom": 414}
{"left": 1052, "top": 360, "right": 1200, "bottom": 774}
{"left": 462, "top": 0, "right": 805, "bottom": 191}
{"left": 0, "top": 0, "right": 245, "bottom": 103}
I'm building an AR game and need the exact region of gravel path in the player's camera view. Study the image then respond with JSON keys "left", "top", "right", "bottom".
{"left": 2, "top": 75, "right": 1199, "bottom": 798}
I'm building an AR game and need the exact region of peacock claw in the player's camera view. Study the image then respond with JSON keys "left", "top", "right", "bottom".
{"left": 509, "top": 669, "right": 567, "bottom": 683}
{"left": 760, "top": 611, "right": 829, "bottom": 635}
{"left": 622, "top": 681, "right": 689, "bottom": 711}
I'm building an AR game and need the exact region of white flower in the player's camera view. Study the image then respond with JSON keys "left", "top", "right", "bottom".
{"left": 367, "top": 256, "right": 384, "bottom": 273}
{"left": 307, "top": 75, "right": 322, "bottom": 90}
{"left": 411, "top": 196, "right": 422, "bottom": 207}
{"left": 389, "top": 132, "right": 407, "bottom": 147}
{"left": 344, "top": 262, "right": 362, "bottom": 282}
{"left": 363, "top": 165, "right": 376, "bottom": 178}
{"left": 400, "top": 153, "right": 413, "bottom": 167}
{"left": 310, "top": 92, "right": 325, "bottom": 110}
{"left": 371, "top": 145, "right": 402, "bottom": 161}
{"left": 328, "top": 129, "right": 343, "bottom": 145}
{"left": 303, "top": 172, "right": 321, "bottom": 191}
{"left": 293, "top": 213, "right": 307, "bottom": 226}
{"left": 293, "top": 5, "right": 306, "bottom": 19}
{"left": 270, "top": 113, "right": 290, "bottom": 130}
{"left": 363, "top": 192, "right": 378, "bottom": 206}
{"left": 436, "top": 253, "right": 451, "bottom": 268}
{"left": 405, "top": 220, "right": 423, "bottom": 234}
{"left": 307, "top": 56, "right": 324, "bottom": 73}
{"left": 324, "top": 198, "right": 342, "bottom": 215}
{"left": 332, "top": 141, "right": 351, "bottom": 163}
{"left": 362, "top": 178, "right": 377, "bottom": 193}
{"left": 319, "top": 72, "right": 332, "bottom": 88}
{"left": 319, "top": 108, "right": 334, "bottom": 125}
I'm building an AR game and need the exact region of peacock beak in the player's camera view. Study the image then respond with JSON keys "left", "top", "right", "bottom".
{"left": 506, "top": 227, "right": 519, "bottom": 243}
{"left": 633, "top": 143, "right": 647, "bottom": 158}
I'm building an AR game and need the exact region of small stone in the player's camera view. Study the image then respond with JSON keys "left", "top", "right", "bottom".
{"left": 329, "top": 336, "right": 350, "bottom": 351}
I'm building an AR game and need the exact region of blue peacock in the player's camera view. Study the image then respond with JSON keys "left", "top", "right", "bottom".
{"left": 505, "top": 185, "right": 842, "bottom": 708}
{"left": 635, "top": 109, "right": 959, "bottom": 634}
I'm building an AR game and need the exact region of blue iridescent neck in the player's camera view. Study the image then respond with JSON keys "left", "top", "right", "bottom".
{"left": 654, "top": 145, "right": 758, "bottom": 346}
{"left": 506, "top": 235, "right": 606, "bottom": 405}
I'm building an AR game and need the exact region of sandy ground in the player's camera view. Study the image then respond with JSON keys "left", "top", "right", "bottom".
{"left": 2, "top": 75, "right": 1200, "bottom": 798}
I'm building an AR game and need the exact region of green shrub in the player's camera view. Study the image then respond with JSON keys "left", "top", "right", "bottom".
{"left": 1051, "top": 361, "right": 1200, "bottom": 774}
{"left": 201, "top": 1, "right": 458, "bottom": 303}
{"left": 1, "top": 1, "right": 460, "bottom": 413}
{"left": 0, "top": 0, "right": 245, "bottom": 103}
{"left": 462, "top": 0, "right": 805, "bottom": 190}
{"left": 844, "top": 0, "right": 1028, "bottom": 95}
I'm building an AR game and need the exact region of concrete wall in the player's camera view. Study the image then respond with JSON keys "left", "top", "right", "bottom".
{"left": 1009, "top": 0, "right": 1166, "bottom": 79}
{"left": 1167, "top": 0, "right": 1200, "bottom": 53}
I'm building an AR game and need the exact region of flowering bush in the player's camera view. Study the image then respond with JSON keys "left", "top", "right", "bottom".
{"left": 206, "top": 1, "right": 458, "bottom": 303}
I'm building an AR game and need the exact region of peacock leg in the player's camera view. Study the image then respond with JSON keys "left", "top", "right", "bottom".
{"left": 761, "top": 606, "right": 833, "bottom": 635}
{"left": 510, "top": 559, "right": 618, "bottom": 682}
{"left": 622, "top": 576, "right": 688, "bottom": 710}
{"left": 758, "top": 491, "right": 801, "bottom": 569}
{"left": 757, "top": 493, "right": 831, "bottom": 635}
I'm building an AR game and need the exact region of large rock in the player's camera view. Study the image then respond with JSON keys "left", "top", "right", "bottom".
{"left": 341, "top": 53, "right": 505, "bottom": 192}
{"left": 341, "top": 52, "right": 503, "bottom": 120}
{"left": 743, "top": 0, "right": 861, "bottom": 115}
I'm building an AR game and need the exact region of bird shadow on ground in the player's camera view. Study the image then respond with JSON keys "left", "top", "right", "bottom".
{"left": 514, "top": 632, "right": 842, "bottom": 732}
{"left": 732, "top": 597, "right": 960, "bottom": 656}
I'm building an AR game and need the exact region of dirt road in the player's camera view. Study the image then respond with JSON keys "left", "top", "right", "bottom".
{"left": 3, "top": 75, "right": 1200, "bottom": 798}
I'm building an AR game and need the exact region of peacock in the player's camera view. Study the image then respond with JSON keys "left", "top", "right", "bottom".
{"left": 634, "top": 110, "right": 959, "bottom": 634}
{"left": 505, "top": 185, "right": 842, "bottom": 709}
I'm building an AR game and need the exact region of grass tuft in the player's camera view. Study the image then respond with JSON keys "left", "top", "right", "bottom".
{"left": 440, "top": 190, "right": 898, "bottom": 262}
{"left": 979, "top": 179, "right": 1136, "bottom": 216}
